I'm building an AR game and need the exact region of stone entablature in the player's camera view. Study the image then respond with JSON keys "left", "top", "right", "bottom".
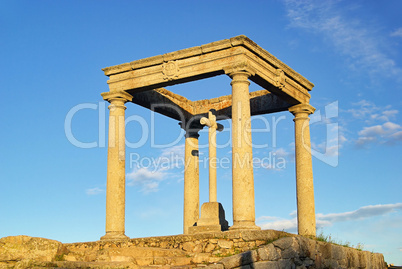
{"left": 102, "top": 36, "right": 313, "bottom": 105}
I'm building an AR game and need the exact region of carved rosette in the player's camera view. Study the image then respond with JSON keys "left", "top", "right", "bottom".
{"left": 162, "top": 60, "right": 180, "bottom": 80}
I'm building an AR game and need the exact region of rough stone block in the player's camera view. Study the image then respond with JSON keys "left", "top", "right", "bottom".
{"left": 0, "top": 236, "right": 62, "bottom": 262}
{"left": 317, "top": 242, "right": 332, "bottom": 260}
{"left": 205, "top": 243, "right": 216, "bottom": 252}
{"left": 277, "top": 259, "right": 293, "bottom": 269}
{"left": 192, "top": 253, "right": 211, "bottom": 264}
{"left": 253, "top": 261, "right": 280, "bottom": 269}
{"left": 218, "top": 240, "right": 234, "bottom": 249}
{"left": 219, "top": 250, "right": 257, "bottom": 268}
{"left": 272, "top": 237, "right": 294, "bottom": 250}
{"left": 182, "top": 242, "right": 196, "bottom": 252}
{"left": 263, "top": 244, "right": 281, "bottom": 261}
{"left": 232, "top": 265, "right": 251, "bottom": 269}
{"left": 205, "top": 263, "right": 224, "bottom": 269}
{"left": 331, "top": 244, "right": 345, "bottom": 261}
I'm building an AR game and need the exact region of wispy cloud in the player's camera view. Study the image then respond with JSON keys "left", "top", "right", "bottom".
{"left": 347, "top": 100, "right": 398, "bottom": 123}
{"left": 344, "top": 100, "right": 401, "bottom": 147}
{"left": 390, "top": 28, "right": 402, "bottom": 38}
{"left": 257, "top": 203, "right": 402, "bottom": 232}
{"left": 86, "top": 187, "right": 104, "bottom": 195}
{"left": 283, "top": 0, "right": 402, "bottom": 78}
{"left": 317, "top": 203, "right": 402, "bottom": 223}
{"left": 356, "top": 122, "right": 402, "bottom": 147}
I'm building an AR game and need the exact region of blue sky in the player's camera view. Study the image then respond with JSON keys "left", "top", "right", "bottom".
{"left": 1, "top": 0, "right": 401, "bottom": 265}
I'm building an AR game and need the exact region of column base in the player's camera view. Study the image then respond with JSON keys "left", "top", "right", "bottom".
{"left": 100, "top": 231, "right": 129, "bottom": 241}
{"left": 229, "top": 221, "right": 261, "bottom": 231}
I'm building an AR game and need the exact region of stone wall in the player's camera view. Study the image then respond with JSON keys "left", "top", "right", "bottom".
{"left": 0, "top": 230, "right": 387, "bottom": 268}
{"left": 207, "top": 236, "right": 386, "bottom": 269}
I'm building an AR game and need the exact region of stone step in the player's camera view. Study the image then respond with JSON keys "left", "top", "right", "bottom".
{"left": 27, "top": 260, "right": 209, "bottom": 269}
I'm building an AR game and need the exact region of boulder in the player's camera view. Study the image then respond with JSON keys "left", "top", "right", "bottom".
{"left": 0, "top": 235, "right": 63, "bottom": 262}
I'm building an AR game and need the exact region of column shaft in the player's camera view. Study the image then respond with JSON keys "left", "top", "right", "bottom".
{"left": 209, "top": 123, "right": 217, "bottom": 202}
{"left": 290, "top": 104, "right": 316, "bottom": 237}
{"left": 101, "top": 91, "right": 132, "bottom": 240}
{"left": 183, "top": 131, "right": 200, "bottom": 234}
{"left": 229, "top": 71, "right": 259, "bottom": 230}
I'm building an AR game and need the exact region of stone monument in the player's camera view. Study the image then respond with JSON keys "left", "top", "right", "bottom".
{"left": 100, "top": 35, "right": 316, "bottom": 240}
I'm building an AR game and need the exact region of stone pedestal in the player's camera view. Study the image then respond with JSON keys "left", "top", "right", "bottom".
{"left": 188, "top": 202, "right": 229, "bottom": 234}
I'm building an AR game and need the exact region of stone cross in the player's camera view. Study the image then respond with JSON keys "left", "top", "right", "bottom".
{"left": 200, "top": 110, "right": 223, "bottom": 202}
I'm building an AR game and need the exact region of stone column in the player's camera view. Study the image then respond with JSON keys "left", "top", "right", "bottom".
{"left": 100, "top": 91, "right": 133, "bottom": 240}
{"left": 227, "top": 70, "right": 259, "bottom": 230}
{"left": 289, "top": 103, "right": 316, "bottom": 237}
{"left": 183, "top": 122, "right": 200, "bottom": 234}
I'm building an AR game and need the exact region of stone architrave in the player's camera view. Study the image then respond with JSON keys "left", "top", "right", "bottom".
{"left": 100, "top": 91, "right": 132, "bottom": 240}
{"left": 289, "top": 103, "right": 316, "bottom": 237}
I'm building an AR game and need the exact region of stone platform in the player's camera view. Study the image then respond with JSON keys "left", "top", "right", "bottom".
{"left": 0, "top": 230, "right": 387, "bottom": 268}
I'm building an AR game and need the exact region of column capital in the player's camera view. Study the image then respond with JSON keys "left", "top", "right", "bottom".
{"left": 179, "top": 120, "right": 202, "bottom": 139}
{"left": 101, "top": 91, "right": 133, "bottom": 103}
{"left": 224, "top": 62, "right": 256, "bottom": 79}
{"left": 289, "top": 103, "right": 315, "bottom": 118}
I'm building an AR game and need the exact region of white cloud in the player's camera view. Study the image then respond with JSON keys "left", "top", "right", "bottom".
{"left": 127, "top": 144, "right": 185, "bottom": 193}
{"left": 283, "top": 0, "right": 402, "bottom": 78}
{"left": 86, "top": 187, "right": 104, "bottom": 195}
{"left": 259, "top": 218, "right": 297, "bottom": 232}
{"left": 356, "top": 121, "right": 402, "bottom": 146}
{"left": 257, "top": 203, "right": 402, "bottom": 232}
{"left": 317, "top": 203, "right": 402, "bottom": 223}
{"left": 390, "top": 28, "right": 402, "bottom": 38}
{"left": 127, "top": 167, "right": 167, "bottom": 193}
{"left": 347, "top": 100, "right": 398, "bottom": 123}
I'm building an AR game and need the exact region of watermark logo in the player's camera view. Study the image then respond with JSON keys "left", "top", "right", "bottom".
{"left": 64, "top": 101, "right": 339, "bottom": 168}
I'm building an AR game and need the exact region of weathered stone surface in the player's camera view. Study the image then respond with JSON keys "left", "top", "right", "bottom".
{"left": 258, "top": 244, "right": 280, "bottom": 261}
{"left": 0, "top": 235, "right": 62, "bottom": 262}
{"left": 281, "top": 238, "right": 299, "bottom": 259}
{"left": 217, "top": 240, "right": 233, "bottom": 249}
{"left": 277, "top": 259, "right": 293, "bottom": 269}
{"left": 182, "top": 241, "right": 196, "bottom": 252}
{"left": 0, "top": 231, "right": 387, "bottom": 269}
{"left": 219, "top": 250, "right": 258, "bottom": 268}
{"left": 253, "top": 261, "right": 279, "bottom": 269}
{"left": 205, "top": 243, "right": 216, "bottom": 252}
{"left": 331, "top": 244, "right": 345, "bottom": 260}
{"left": 205, "top": 263, "right": 224, "bottom": 269}
{"left": 272, "top": 237, "right": 294, "bottom": 250}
